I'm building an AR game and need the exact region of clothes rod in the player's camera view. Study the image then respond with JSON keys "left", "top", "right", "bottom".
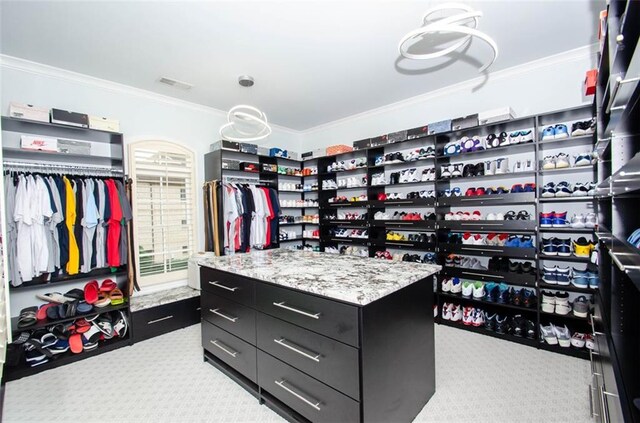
{"left": 3, "top": 161, "right": 124, "bottom": 174}
{"left": 223, "top": 176, "right": 275, "bottom": 184}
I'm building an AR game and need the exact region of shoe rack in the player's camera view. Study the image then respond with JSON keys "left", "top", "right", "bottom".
{"left": 591, "top": 1, "right": 640, "bottom": 421}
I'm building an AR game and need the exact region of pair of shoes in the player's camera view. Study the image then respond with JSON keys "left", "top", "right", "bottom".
{"left": 441, "top": 277, "right": 462, "bottom": 293}
{"left": 542, "top": 265, "right": 571, "bottom": 285}
{"left": 510, "top": 315, "right": 537, "bottom": 338}
{"left": 541, "top": 124, "right": 569, "bottom": 141}
{"left": 571, "top": 213, "right": 597, "bottom": 229}
{"left": 510, "top": 183, "right": 536, "bottom": 193}
{"left": 504, "top": 235, "right": 535, "bottom": 248}
{"left": 512, "top": 160, "right": 535, "bottom": 173}
{"left": 573, "top": 237, "right": 596, "bottom": 258}
{"left": 570, "top": 118, "right": 595, "bottom": 136}
{"left": 539, "top": 211, "right": 568, "bottom": 227}
{"left": 508, "top": 130, "right": 534, "bottom": 144}
{"left": 441, "top": 303, "right": 463, "bottom": 322}
{"left": 571, "top": 267, "right": 600, "bottom": 288}
{"left": 503, "top": 210, "right": 531, "bottom": 221}
{"left": 575, "top": 152, "right": 597, "bottom": 167}
{"left": 539, "top": 323, "right": 571, "bottom": 347}
{"left": 485, "top": 313, "right": 512, "bottom": 334}
{"left": 542, "top": 153, "right": 571, "bottom": 169}
{"left": 482, "top": 158, "right": 509, "bottom": 175}
{"left": 541, "top": 291, "right": 572, "bottom": 315}
{"left": 541, "top": 238, "right": 572, "bottom": 256}
{"left": 461, "top": 281, "right": 486, "bottom": 299}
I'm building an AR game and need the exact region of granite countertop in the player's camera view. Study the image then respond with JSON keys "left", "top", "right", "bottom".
{"left": 193, "top": 249, "right": 440, "bottom": 306}
{"left": 130, "top": 285, "right": 200, "bottom": 312}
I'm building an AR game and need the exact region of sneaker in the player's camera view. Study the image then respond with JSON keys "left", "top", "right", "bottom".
{"left": 556, "top": 267, "right": 571, "bottom": 285}
{"left": 540, "top": 324, "right": 558, "bottom": 345}
{"left": 541, "top": 126, "right": 556, "bottom": 141}
{"left": 541, "top": 183, "right": 556, "bottom": 198}
{"left": 555, "top": 181, "right": 572, "bottom": 197}
{"left": 484, "top": 312, "right": 497, "bottom": 331}
{"left": 588, "top": 272, "right": 600, "bottom": 289}
{"left": 498, "top": 284, "right": 510, "bottom": 304}
{"left": 472, "top": 309, "right": 485, "bottom": 327}
{"left": 571, "top": 332, "right": 587, "bottom": 348}
{"left": 571, "top": 268, "right": 590, "bottom": 288}
{"left": 542, "top": 238, "right": 557, "bottom": 255}
{"left": 572, "top": 182, "right": 589, "bottom": 197}
{"left": 519, "top": 235, "right": 534, "bottom": 248}
{"left": 461, "top": 281, "right": 474, "bottom": 298}
{"left": 556, "top": 238, "right": 572, "bottom": 257}
{"left": 542, "top": 266, "right": 558, "bottom": 284}
{"left": 554, "top": 124, "right": 569, "bottom": 140}
{"left": 553, "top": 324, "right": 571, "bottom": 347}
{"left": 450, "top": 277, "right": 462, "bottom": 294}
{"left": 575, "top": 153, "right": 593, "bottom": 167}
{"left": 523, "top": 159, "right": 535, "bottom": 172}
{"left": 542, "top": 156, "right": 556, "bottom": 170}
{"left": 523, "top": 289, "right": 537, "bottom": 308}
{"left": 513, "top": 161, "right": 523, "bottom": 173}
{"left": 495, "top": 158, "right": 509, "bottom": 174}
{"left": 441, "top": 302, "right": 452, "bottom": 320}
{"left": 554, "top": 292, "right": 571, "bottom": 315}
{"left": 541, "top": 290, "right": 556, "bottom": 313}
{"left": 573, "top": 295, "right": 590, "bottom": 318}
{"left": 441, "top": 278, "right": 452, "bottom": 292}
{"left": 462, "top": 307, "right": 475, "bottom": 325}
{"left": 511, "top": 315, "right": 525, "bottom": 337}
{"left": 587, "top": 182, "right": 596, "bottom": 196}
{"left": 552, "top": 211, "right": 568, "bottom": 227}
{"left": 525, "top": 320, "right": 536, "bottom": 339}
{"left": 495, "top": 315, "right": 510, "bottom": 334}
{"left": 585, "top": 333, "right": 595, "bottom": 350}
{"left": 540, "top": 212, "right": 554, "bottom": 227}
{"left": 484, "top": 282, "right": 499, "bottom": 302}
{"left": 571, "top": 214, "right": 586, "bottom": 229}
{"left": 472, "top": 282, "right": 485, "bottom": 299}
{"left": 585, "top": 213, "right": 597, "bottom": 229}
{"left": 573, "top": 237, "right": 593, "bottom": 257}
{"left": 555, "top": 153, "right": 570, "bottom": 169}
{"left": 483, "top": 160, "right": 495, "bottom": 176}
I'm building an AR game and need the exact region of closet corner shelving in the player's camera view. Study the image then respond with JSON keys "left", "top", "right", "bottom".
{"left": 1, "top": 116, "right": 132, "bottom": 381}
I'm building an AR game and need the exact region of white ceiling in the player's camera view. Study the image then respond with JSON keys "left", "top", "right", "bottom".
{"left": 0, "top": 1, "right": 601, "bottom": 130}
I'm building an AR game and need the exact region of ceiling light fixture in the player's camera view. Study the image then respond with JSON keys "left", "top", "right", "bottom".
{"left": 219, "top": 105, "right": 272, "bottom": 142}
{"left": 398, "top": 3, "right": 498, "bottom": 72}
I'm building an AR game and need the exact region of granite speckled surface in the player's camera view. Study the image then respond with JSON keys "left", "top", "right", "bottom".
{"left": 131, "top": 286, "right": 200, "bottom": 312}
{"left": 193, "top": 249, "right": 440, "bottom": 305}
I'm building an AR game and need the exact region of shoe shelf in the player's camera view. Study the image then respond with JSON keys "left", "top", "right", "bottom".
{"left": 436, "top": 141, "right": 535, "bottom": 160}
{"left": 537, "top": 133, "right": 595, "bottom": 147}
{"left": 539, "top": 310, "right": 591, "bottom": 323}
{"left": 538, "top": 282, "right": 596, "bottom": 294}
{"left": 11, "top": 302, "right": 130, "bottom": 334}
{"left": 370, "top": 220, "right": 436, "bottom": 230}
{"left": 538, "top": 196, "right": 596, "bottom": 203}
{"left": 281, "top": 206, "right": 320, "bottom": 209}
{"left": 368, "top": 157, "right": 435, "bottom": 169}
{"left": 438, "top": 192, "right": 535, "bottom": 207}
{"left": 538, "top": 254, "right": 591, "bottom": 263}
{"left": 536, "top": 342, "right": 590, "bottom": 360}
{"left": 9, "top": 267, "right": 127, "bottom": 290}
{"left": 441, "top": 266, "right": 537, "bottom": 286}
{"left": 278, "top": 190, "right": 306, "bottom": 193}
{"left": 322, "top": 201, "right": 368, "bottom": 208}
{"left": 279, "top": 237, "right": 306, "bottom": 243}
{"left": 4, "top": 335, "right": 132, "bottom": 382}
{"left": 602, "top": 151, "right": 640, "bottom": 197}
{"left": 438, "top": 319, "right": 539, "bottom": 349}
{"left": 322, "top": 186, "right": 368, "bottom": 192}
{"left": 539, "top": 227, "right": 595, "bottom": 234}
{"left": 370, "top": 180, "right": 436, "bottom": 188}
{"left": 368, "top": 198, "right": 436, "bottom": 207}
{"left": 438, "top": 292, "right": 538, "bottom": 314}
{"left": 318, "top": 167, "right": 368, "bottom": 176}
{"left": 437, "top": 170, "right": 536, "bottom": 184}
{"left": 279, "top": 222, "right": 318, "bottom": 226}
{"left": 538, "top": 165, "right": 595, "bottom": 175}
{"left": 321, "top": 220, "right": 369, "bottom": 227}
{"left": 322, "top": 237, "right": 370, "bottom": 246}
{"left": 437, "top": 220, "right": 537, "bottom": 232}
{"left": 371, "top": 240, "right": 437, "bottom": 251}
{"left": 605, "top": 235, "right": 640, "bottom": 291}
{"left": 440, "top": 243, "right": 537, "bottom": 259}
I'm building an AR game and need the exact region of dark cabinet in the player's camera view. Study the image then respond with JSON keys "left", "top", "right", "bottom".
{"left": 132, "top": 296, "right": 200, "bottom": 343}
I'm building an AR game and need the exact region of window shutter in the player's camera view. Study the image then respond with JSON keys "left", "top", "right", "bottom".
{"left": 129, "top": 141, "right": 196, "bottom": 285}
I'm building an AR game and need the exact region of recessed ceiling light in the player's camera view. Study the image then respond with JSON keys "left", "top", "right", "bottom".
{"left": 158, "top": 76, "right": 193, "bottom": 90}
{"left": 238, "top": 75, "right": 255, "bottom": 87}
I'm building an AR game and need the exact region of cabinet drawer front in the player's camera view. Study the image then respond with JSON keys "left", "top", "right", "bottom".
{"left": 202, "top": 321, "right": 257, "bottom": 383}
{"left": 258, "top": 351, "right": 360, "bottom": 423}
{"left": 257, "top": 313, "right": 359, "bottom": 400}
{"left": 201, "top": 267, "right": 254, "bottom": 306}
{"left": 256, "top": 283, "right": 359, "bottom": 347}
{"left": 202, "top": 293, "right": 256, "bottom": 344}
{"left": 132, "top": 296, "right": 201, "bottom": 343}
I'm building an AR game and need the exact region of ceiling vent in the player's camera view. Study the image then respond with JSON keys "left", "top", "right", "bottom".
{"left": 158, "top": 77, "right": 193, "bottom": 90}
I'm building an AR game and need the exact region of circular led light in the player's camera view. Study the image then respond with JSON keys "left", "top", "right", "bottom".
{"left": 219, "top": 105, "right": 272, "bottom": 142}
{"left": 398, "top": 3, "right": 498, "bottom": 72}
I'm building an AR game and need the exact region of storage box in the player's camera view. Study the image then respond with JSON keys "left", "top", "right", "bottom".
{"left": 9, "top": 103, "right": 49, "bottom": 123}
{"left": 89, "top": 115, "right": 120, "bottom": 132}
{"left": 407, "top": 125, "right": 429, "bottom": 140}
{"left": 258, "top": 146, "right": 269, "bottom": 156}
{"left": 353, "top": 138, "right": 371, "bottom": 150}
{"left": 20, "top": 135, "right": 58, "bottom": 152}
{"left": 585, "top": 69, "right": 597, "bottom": 96}
{"left": 428, "top": 120, "right": 452, "bottom": 135}
{"left": 262, "top": 163, "right": 278, "bottom": 173}
{"left": 210, "top": 140, "right": 240, "bottom": 152}
{"left": 387, "top": 130, "right": 407, "bottom": 143}
{"left": 239, "top": 142, "right": 258, "bottom": 155}
{"left": 286, "top": 151, "right": 300, "bottom": 160}
{"left": 269, "top": 147, "right": 289, "bottom": 158}
{"left": 240, "top": 162, "right": 260, "bottom": 172}
{"left": 50, "top": 108, "right": 89, "bottom": 128}
{"left": 302, "top": 149, "right": 325, "bottom": 159}
{"left": 451, "top": 114, "right": 479, "bottom": 131}
{"left": 478, "top": 107, "right": 516, "bottom": 125}
{"left": 222, "top": 159, "right": 240, "bottom": 170}
{"left": 370, "top": 135, "right": 388, "bottom": 147}
{"left": 326, "top": 145, "right": 353, "bottom": 155}
{"left": 58, "top": 138, "right": 91, "bottom": 155}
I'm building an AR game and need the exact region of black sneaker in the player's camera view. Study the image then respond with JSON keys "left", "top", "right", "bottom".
{"left": 488, "top": 256, "right": 501, "bottom": 271}
{"left": 495, "top": 315, "right": 510, "bottom": 334}
{"left": 484, "top": 312, "right": 497, "bottom": 331}
{"left": 512, "top": 288, "right": 524, "bottom": 306}
{"left": 525, "top": 320, "right": 536, "bottom": 339}
{"left": 511, "top": 315, "right": 525, "bottom": 337}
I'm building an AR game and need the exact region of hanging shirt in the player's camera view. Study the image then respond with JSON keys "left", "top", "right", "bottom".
{"left": 74, "top": 178, "right": 84, "bottom": 269}
{"left": 64, "top": 176, "right": 80, "bottom": 275}
{"left": 95, "top": 179, "right": 107, "bottom": 268}
{"left": 47, "top": 176, "right": 64, "bottom": 272}
{"left": 115, "top": 180, "right": 132, "bottom": 266}
{"left": 14, "top": 175, "right": 35, "bottom": 281}
{"left": 81, "top": 178, "right": 99, "bottom": 273}
{"left": 41, "top": 176, "right": 57, "bottom": 273}
{"left": 54, "top": 176, "right": 69, "bottom": 272}
{"left": 105, "top": 179, "right": 123, "bottom": 267}
{"left": 33, "top": 175, "right": 53, "bottom": 274}
{"left": 5, "top": 174, "right": 20, "bottom": 286}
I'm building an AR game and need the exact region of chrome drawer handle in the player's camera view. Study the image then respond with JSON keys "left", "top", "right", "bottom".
{"left": 211, "top": 339, "right": 238, "bottom": 357}
{"left": 210, "top": 308, "right": 238, "bottom": 322}
{"left": 273, "top": 302, "right": 321, "bottom": 319}
{"left": 148, "top": 315, "right": 173, "bottom": 325}
{"left": 275, "top": 380, "right": 321, "bottom": 411}
{"left": 209, "top": 281, "right": 239, "bottom": 292}
{"left": 274, "top": 338, "right": 321, "bottom": 362}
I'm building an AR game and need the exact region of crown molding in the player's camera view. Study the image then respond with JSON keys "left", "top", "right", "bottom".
{"left": 0, "top": 54, "right": 302, "bottom": 136}
{"left": 301, "top": 43, "right": 598, "bottom": 135}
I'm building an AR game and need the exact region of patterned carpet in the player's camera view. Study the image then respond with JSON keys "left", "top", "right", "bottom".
{"left": 3, "top": 323, "right": 591, "bottom": 423}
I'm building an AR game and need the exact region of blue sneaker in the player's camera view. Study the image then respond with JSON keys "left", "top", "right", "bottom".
{"left": 542, "top": 238, "right": 557, "bottom": 255}
{"left": 556, "top": 238, "right": 572, "bottom": 256}
{"left": 541, "top": 183, "right": 556, "bottom": 198}
{"left": 541, "top": 126, "right": 555, "bottom": 141}
{"left": 554, "top": 124, "right": 569, "bottom": 139}
{"left": 540, "top": 212, "right": 554, "bottom": 227}
{"left": 484, "top": 282, "right": 499, "bottom": 302}
{"left": 542, "top": 265, "right": 558, "bottom": 284}
{"left": 499, "top": 286, "right": 511, "bottom": 304}
{"left": 555, "top": 182, "right": 572, "bottom": 198}
{"left": 572, "top": 268, "right": 590, "bottom": 288}
{"left": 588, "top": 272, "right": 600, "bottom": 289}
{"left": 505, "top": 235, "right": 521, "bottom": 247}
{"left": 374, "top": 155, "right": 384, "bottom": 166}
{"left": 451, "top": 277, "right": 462, "bottom": 292}
{"left": 556, "top": 266, "right": 571, "bottom": 285}
{"left": 511, "top": 184, "right": 524, "bottom": 193}
{"left": 627, "top": 228, "right": 640, "bottom": 246}
{"left": 552, "top": 211, "right": 568, "bottom": 227}
{"left": 519, "top": 235, "right": 534, "bottom": 248}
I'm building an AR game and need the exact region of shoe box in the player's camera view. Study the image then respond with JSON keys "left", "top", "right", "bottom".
{"left": 58, "top": 138, "right": 91, "bottom": 155}
{"left": 222, "top": 159, "right": 241, "bottom": 170}
{"left": 352, "top": 138, "right": 371, "bottom": 150}
{"left": 428, "top": 119, "right": 452, "bottom": 135}
{"left": 9, "top": 102, "right": 50, "bottom": 123}
{"left": 302, "top": 148, "right": 326, "bottom": 159}
{"left": 20, "top": 134, "right": 58, "bottom": 152}
{"left": 387, "top": 130, "right": 407, "bottom": 143}
{"left": 451, "top": 114, "right": 479, "bottom": 131}
{"left": 50, "top": 108, "right": 90, "bottom": 128}
{"left": 89, "top": 115, "right": 120, "bottom": 132}
{"left": 326, "top": 144, "right": 353, "bottom": 155}
{"left": 211, "top": 140, "right": 240, "bottom": 152}
{"left": 370, "top": 135, "right": 389, "bottom": 147}
{"left": 239, "top": 142, "right": 258, "bottom": 155}
{"left": 407, "top": 125, "right": 429, "bottom": 140}
{"left": 478, "top": 107, "right": 516, "bottom": 125}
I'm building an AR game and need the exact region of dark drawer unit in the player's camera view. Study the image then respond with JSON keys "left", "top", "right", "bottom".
{"left": 202, "top": 292, "right": 256, "bottom": 344}
{"left": 132, "top": 296, "right": 200, "bottom": 343}
{"left": 256, "top": 313, "right": 359, "bottom": 400}
{"left": 255, "top": 283, "right": 359, "bottom": 347}
{"left": 257, "top": 351, "right": 360, "bottom": 423}
{"left": 202, "top": 321, "right": 257, "bottom": 383}
{"left": 201, "top": 267, "right": 254, "bottom": 307}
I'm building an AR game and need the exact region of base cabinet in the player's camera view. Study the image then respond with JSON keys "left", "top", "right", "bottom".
{"left": 200, "top": 266, "right": 435, "bottom": 423}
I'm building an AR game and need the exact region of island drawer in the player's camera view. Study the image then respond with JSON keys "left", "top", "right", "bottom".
{"left": 202, "top": 321, "right": 257, "bottom": 383}
{"left": 256, "top": 313, "right": 359, "bottom": 400}
{"left": 255, "top": 283, "right": 359, "bottom": 347}
{"left": 201, "top": 267, "right": 254, "bottom": 307}
{"left": 202, "top": 293, "right": 256, "bottom": 344}
{"left": 258, "top": 351, "right": 360, "bottom": 423}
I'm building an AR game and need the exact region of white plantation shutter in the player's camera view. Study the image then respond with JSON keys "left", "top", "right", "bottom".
{"left": 129, "top": 141, "right": 196, "bottom": 285}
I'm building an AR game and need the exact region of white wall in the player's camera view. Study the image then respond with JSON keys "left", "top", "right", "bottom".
{"left": 0, "top": 56, "right": 302, "bottom": 297}
{"left": 299, "top": 45, "right": 598, "bottom": 149}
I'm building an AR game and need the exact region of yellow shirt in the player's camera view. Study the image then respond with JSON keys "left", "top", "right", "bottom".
{"left": 64, "top": 177, "right": 79, "bottom": 275}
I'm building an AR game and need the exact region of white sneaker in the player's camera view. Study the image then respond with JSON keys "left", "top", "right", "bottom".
{"left": 451, "top": 164, "right": 463, "bottom": 177}
{"left": 553, "top": 324, "right": 571, "bottom": 347}
{"left": 442, "top": 302, "right": 452, "bottom": 320}
{"left": 540, "top": 324, "right": 558, "bottom": 345}
{"left": 523, "top": 159, "right": 535, "bottom": 172}
{"left": 541, "top": 291, "right": 555, "bottom": 313}
{"left": 513, "top": 161, "right": 523, "bottom": 173}
{"left": 555, "top": 300, "right": 571, "bottom": 316}
{"left": 495, "top": 158, "right": 509, "bottom": 174}
{"left": 462, "top": 307, "right": 475, "bottom": 325}
{"left": 472, "top": 282, "right": 485, "bottom": 299}
{"left": 486, "top": 213, "right": 497, "bottom": 220}
{"left": 483, "top": 160, "right": 495, "bottom": 175}
{"left": 450, "top": 278, "right": 462, "bottom": 294}
{"left": 542, "top": 156, "right": 556, "bottom": 170}
{"left": 472, "top": 310, "right": 485, "bottom": 327}
{"left": 441, "top": 278, "right": 452, "bottom": 292}
{"left": 555, "top": 153, "right": 570, "bottom": 169}
{"left": 571, "top": 214, "right": 586, "bottom": 229}
{"left": 461, "top": 281, "right": 473, "bottom": 298}
{"left": 585, "top": 213, "right": 597, "bottom": 229}
{"left": 441, "top": 165, "right": 452, "bottom": 178}
{"left": 450, "top": 304, "right": 462, "bottom": 322}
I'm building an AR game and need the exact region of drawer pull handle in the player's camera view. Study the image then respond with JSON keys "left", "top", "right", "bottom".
{"left": 210, "top": 308, "right": 238, "bottom": 323}
{"left": 274, "top": 338, "right": 321, "bottom": 362}
{"left": 273, "top": 302, "right": 321, "bottom": 319}
{"left": 275, "top": 380, "right": 321, "bottom": 411}
{"left": 209, "top": 281, "right": 239, "bottom": 292}
{"left": 210, "top": 339, "right": 238, "bottom": 357}
{"left": 147, "top": 315, "right": 174, "bottom": 325}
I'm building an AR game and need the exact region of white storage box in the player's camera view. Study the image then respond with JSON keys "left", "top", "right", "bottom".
{"left": 21, "top": 135, "right": 58, "bottom": 152}
{"left": 258, "top": 146, "right": 270, "bottom": 156}
{"left": 478, "top": 107, "right": 516, "bottom": 125}
{"left": 301, "top": 149, "right": 325, "bottom": 160}
{"left": 9, "top": 103, "right": 49, "bottom": 123}
{"left": 58, "top": 139, "right": 91, "bottom": 155}
{"left": 89, "top": 115, "right": 120, "bottom": 132}
{"left": 287, "top": 151, "right": 300, "bottom": 160}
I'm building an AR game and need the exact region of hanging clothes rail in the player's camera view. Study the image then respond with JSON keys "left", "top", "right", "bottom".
{"left": 3, "top": 161, "right": 124, "bottom": 176}
{"left": 222, "top": 175, "right": 275, "bottom": 185}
